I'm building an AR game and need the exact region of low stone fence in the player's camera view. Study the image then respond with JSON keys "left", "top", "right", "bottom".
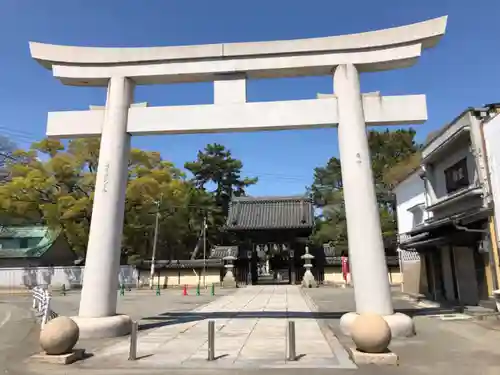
{"left": 0, "top": 265, "right": 138, "bottom": 291}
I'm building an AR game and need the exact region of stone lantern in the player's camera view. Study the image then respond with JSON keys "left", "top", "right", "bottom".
{"left": 301, "top": 246, "right": 317, "bottom": 288}
{"left": 223, "top": 249, "right": 237, "bottom": 288}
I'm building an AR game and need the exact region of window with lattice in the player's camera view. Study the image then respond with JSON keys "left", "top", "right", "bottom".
{"left": 444, "top": 158, "right": 469, "bottom": 193}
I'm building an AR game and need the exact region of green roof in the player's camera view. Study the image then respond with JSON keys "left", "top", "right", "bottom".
{"left": 225, "top": 196, "right": 314, "bottom": 231}
{"left": 0, "top": 225, "right": 61, "bottom": 258}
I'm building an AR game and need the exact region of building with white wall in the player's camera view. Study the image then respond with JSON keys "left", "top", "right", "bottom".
{"left": 393, "top": 170, "right": 428, "bottom": 295}
{"left": 482, "top": 108, "right": 500, "bottom": 299}
{"left": 395, "top": 104, "right": 500, "bottom": 306}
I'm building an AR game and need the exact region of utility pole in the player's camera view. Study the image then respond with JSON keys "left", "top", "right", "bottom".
{"left": 150, "top": 197, "right": 161, "bottom": 289}
{"left": 203, "top": 215, "right": 207, "bottom": 287}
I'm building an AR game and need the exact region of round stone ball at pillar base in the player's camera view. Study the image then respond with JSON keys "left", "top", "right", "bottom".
{"left": 40, "top": 316, "right": 79, "bottom": 355}
{"left": 340, "top": 311, "right": 415, "bottom": 338}
{"left": 71, "top": 315, "right": 132, "bottom": 339}
{"left": 350, "top": 313, "right": 391, "bottom": 353}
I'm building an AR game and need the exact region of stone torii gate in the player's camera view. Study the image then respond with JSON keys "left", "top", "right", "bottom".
{"left": 30, "top": 16, "right": 447, "bottom": 338}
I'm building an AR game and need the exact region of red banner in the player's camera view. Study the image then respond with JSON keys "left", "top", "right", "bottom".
{"left": 341, "top": 255, "right": 349, "bottom": 281}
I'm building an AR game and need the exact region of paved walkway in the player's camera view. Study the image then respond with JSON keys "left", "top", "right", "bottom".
{"left": 93, "top": 285, "right": 355, "bottom": 369}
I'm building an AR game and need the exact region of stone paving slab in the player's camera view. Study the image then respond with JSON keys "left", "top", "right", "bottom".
{"left": 89, "top": 285, "right": 355, "bottom": 369}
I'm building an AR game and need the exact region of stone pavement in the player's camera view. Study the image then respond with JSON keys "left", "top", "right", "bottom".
{"left": 79, "top": 285, "right": 355, "bottom": 369}
{"left": 304, "top": 286, "right": 500, "bottom": 375}
{"left": 9, "top": 284, "right": 500, "bottom": 375}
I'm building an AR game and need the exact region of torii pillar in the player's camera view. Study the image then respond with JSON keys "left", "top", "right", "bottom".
{"left": 334, "top": 65, "right": 415, "bottom": 337}
{"left": 29, "top": 15, "right": 446, "bottom": 338}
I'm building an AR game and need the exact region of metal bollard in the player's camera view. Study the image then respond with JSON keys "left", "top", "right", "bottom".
{"left": 129, "top": 321, "right": 138, "bottom": 361}
{"left": 288, "top": 321, "right": 296, "bottom": 361}
{"left": 208, "top": 320, "right": 215, "bottom": 361}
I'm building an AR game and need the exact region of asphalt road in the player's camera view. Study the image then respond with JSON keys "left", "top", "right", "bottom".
{"left": 303, "top": 286, "right": 500, "bottom": 375}
{"left": 0, "top": 298, "right": 40, "bottom": 374}
{"left": 0, "top": 286, "right": 237, "bottom": 372}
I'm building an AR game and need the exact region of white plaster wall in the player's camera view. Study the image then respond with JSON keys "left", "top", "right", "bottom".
{"left": 431, "top": 146, "right": 477, "bottom": 199}
{"left": 0, "top": 266, "right": 138, "bottom": 289}
{"left": 323, "top": 268, "right": 401, "bottom": 285}
{"left": 484, "top": 114, "right": 500, "bottom": 251}
{"left": 151, "top": 269, "right": 221, "bottom": 287}
{"left": 394, "top": 172, "right": 427, "bottom": 294}
{"left": 394, "top": 171, "right": 427, "bottom": 235}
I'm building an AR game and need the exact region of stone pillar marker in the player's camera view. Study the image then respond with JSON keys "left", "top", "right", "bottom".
{"left": 334, "top": 64, "right": 414, "bottom": 337}
{"left": 72, "top": 76, "right": 134, "bottom": 338}
{"left": 301, "top": 246, "right": 317, "bottom": 288}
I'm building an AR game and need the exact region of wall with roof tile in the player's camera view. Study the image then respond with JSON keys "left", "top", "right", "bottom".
{"left": 322, "top": 266, "right": 401, "bottom": 285}
{"left": 148, "top": 268, "right": 221, "bottom": 288}
{"left": 0, "top": 265, "right": 138, "bottom": 290}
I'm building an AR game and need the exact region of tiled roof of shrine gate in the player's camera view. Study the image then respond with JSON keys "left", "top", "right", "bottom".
{"left": 225, "top": 196, "right": 314, "bottom": 231}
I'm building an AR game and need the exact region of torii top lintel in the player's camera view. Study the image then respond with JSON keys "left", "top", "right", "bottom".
{"left": 29, "top": 16, "right": 447, "bottom": 86}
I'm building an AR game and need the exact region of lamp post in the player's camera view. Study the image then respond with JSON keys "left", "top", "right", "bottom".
{"left": 264, "top": 245, "right": 270, "bottom": 275}
{"left": 289, "top": 248, "right": 295, "bottom": 285}
{"left": 246, "top": 250, "right": 252, "bottom": 285}
{"left": 150, "top": 196, "right": 162, "bottom": 289}
{"left": 202, "top": 215, "right": 207, "bottom": 288}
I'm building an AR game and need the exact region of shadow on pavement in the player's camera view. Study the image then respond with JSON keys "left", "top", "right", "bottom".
{"left": 139, "top": 306, "right": 462, "bottom": 331}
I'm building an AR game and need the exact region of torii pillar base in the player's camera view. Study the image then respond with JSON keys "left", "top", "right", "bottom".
{"left": 71, "top": 315, "right": 132, "bottom": 339}
{"left": 339, "top": 312, "right": 415, "bottom": 338}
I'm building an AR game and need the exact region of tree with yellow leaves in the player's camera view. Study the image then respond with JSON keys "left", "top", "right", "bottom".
{"left": 0, "top": 137, "right": 219, "bottom": 262}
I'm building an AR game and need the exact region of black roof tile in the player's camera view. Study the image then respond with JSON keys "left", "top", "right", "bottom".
{"left": 138, "top": 259, "right": 223, "bottom": 270}
{"left": 225, "top": 195, "right": 314, "bottom": 231}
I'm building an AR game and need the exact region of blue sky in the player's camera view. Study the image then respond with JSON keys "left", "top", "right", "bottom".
{"left": 0, "top": 0, "right": 498, "bottom": 196}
